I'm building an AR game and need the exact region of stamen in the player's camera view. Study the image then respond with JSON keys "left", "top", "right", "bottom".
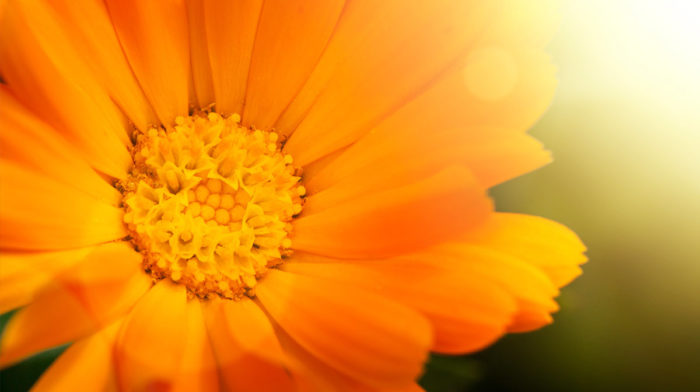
{"left": 121, "top": 112, "right": 304, "bottom": 299}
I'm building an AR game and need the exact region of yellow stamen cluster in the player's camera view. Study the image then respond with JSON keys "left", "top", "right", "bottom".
{"left": 121, "top": 112, "right": 304, "bottom": 299}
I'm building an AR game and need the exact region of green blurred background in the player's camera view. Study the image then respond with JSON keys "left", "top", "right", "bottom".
{"left": 427, "top": 1, "right": 700, "bottom": 391}
{"left": 2, "top": 0, "right": 699, "bottom": 390}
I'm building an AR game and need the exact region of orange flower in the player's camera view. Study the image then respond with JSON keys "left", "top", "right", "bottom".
{"left": 0, "top": 0, "right": 585, "bottom": 391}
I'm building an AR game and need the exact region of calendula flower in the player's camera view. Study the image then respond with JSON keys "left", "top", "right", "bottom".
{"left": 0, "top": 0, "right": 586, "bottom": 390}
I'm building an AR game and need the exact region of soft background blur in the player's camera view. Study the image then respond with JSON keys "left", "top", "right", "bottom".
{"left": 2, "top": 0, "right": 699, "bottom": 391}
{"left": 422, "top": 0, "right": 700, "bottom": 391}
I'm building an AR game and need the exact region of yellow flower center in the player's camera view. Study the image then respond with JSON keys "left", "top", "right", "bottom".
{"left": 120, "top": 112, "right": 304, "bottom": 299}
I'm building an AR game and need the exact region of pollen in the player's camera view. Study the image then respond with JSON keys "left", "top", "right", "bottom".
{"left": 121, "top": 112, "right": 304, "bottom": 300}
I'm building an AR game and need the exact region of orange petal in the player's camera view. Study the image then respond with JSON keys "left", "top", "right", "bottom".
{"left": 288, "top": 243, "right": 563, "bottom": 345}
{"left": 0, "top": 242, "right": 149, "bottom": 367}
{"left": 304, "top": 132, "right": 548, "bottom": 215}
{"left": 506, "top": 300, "right": 555, "bottom": 333}
{"left": 294, "top": 167, "right": 492, "bottom": 258}
{"left": 461, "top": 213, "right": 587, "bottom": 288}
{"left": 477, "top": 0, "right": 559, "bottom": 49}
{"left": 43, "top": 0, "right": 158, "bottom": 131}
{"left": 277, "top": 1, "right": 498, "bottom": 166}
{"left": 275, "top": 324, "right": 427, "bottom": 392}
{"left": 284, "top": 258, "right": 516, "bottom": 355}
{"left": 274, "top": 326, "right": 374, "bottom": 392}
{"left": 172, "top": 301, "right": 219, "bottom": 392}
{"left": 0, "top": 87, "right": 121, "bottom": 206}
{"left": 0, "top": 247, "right": 93, "bottom": 314}
{"left": 32, "top": 320, "right": 122, "bottom": 392}
{"left": 185, "top": 0, "right": 215, "bottom": 109}
{"left": 398, "top": 384, "right": 427, "bottom": 392}
{"left": 115, "top": 281, "right": 218, "bottom": 392}
{"left": 105, "top": 0, "right": 190, "bottom": 126}
{"left": 203, "top": 0, "right": 263, "bottom": 116}
{"left": 298, "top": 146, "right": 351, "bottom": 190}
{"left": 242, "top": 0, "right": 344, "bottom": 129}
{"left": 0, "top": 0, "right": 131, "bottom": 178}
{"left": 431, "top": 243, "right": 561, "bottom": 334}
{"left": 0, "top": 160, "right": 126, "bottom": 250}
{"left": 256, "top": 269, "right": 432, "bottom": 389}
{"left": 279, "top": 1, "right": 559, "bottom": 167}
{"left": 203, "top": 297, "right": 295, "bottom": 391}
{"left": 306, "top": 50, "right": 556, "bottom": 194}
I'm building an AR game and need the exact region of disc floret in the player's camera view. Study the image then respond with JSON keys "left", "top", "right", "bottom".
{"left": 122, "top": 112, "right": 304, "bottom": 299}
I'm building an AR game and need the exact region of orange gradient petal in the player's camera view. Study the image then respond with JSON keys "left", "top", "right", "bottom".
{"left": 0, "top": 0, "right": 131, "bottom": 178}
{"left": 203, "top": 297, "right": 294, "bottom": 391}
{"left": 279, "top": 1, "right": 558, "bottom": 168}
{"left": 294, "top": 167, "right": 492, "bottom": 258}
{"left": 115, "top": 281, "right": 218, "bottom": 392}
{"left": 275, "top": 326, "right": 418, "bottom": 392}
{"left": 0, "top": 160, "right": 126, "bottom": 250}
{"left": 306, "top": 50, "right": 557, "bottom": 193}
{"left": 0, "top": 243, "right": 148, "bottom": 367}
{"left": 256, "top": 269, "right": 432, "bottom": 389}
{"left": 0, "top": 248, "right": 93, "bottom": 314}
{"left": 278, "top": 1, "right": 497, "bottom": 165}
{"left": 203, "top": 0, "right": 263, "bottom": 116}
{"left": 105, "top": 0, "right": 190, "bottom": 126}
{"left": 0, "top": 87, "right": 121, "bottom": 206}
{"left": 185, "top": 0, "right": 215, "bottom": 109}
{"left": 43, "top": 0, "right": 158, "bottom": 131}
{"left": 284, "top": 258, "right": 517, "bottom": 355}
{"left": 304, "top": 130, "right": 549, "bottom": 215}
{"left": 307, "top": 134, "right": 549, "bottom": 208}
{"left": 476, "top": 0, "right": 559, "bottom": 49}
{"left": 430, "top": 243, "right": 561, "bottom": 334}
{"left": 462, "top": 213, "right": 587, "bottom": 288}
{"left": 32, "top": 320, "right": 122, "bottom": 392}
{"left": 242, "top": 0, "right": 344, "bottom": 129}
{"left": 274, "top": 327, "right": 361, "bottom": 392}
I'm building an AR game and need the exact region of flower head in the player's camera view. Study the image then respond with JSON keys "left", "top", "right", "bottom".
{"left": 0, "top": 0, "right": 585, "bottom": 390}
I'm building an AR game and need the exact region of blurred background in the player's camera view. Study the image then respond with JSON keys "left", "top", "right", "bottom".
{"left": 422, "top": 0, "right": 700, "bottom": 391}
{"left": 2, "top": 0, "right": 699, "bottom": 391}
